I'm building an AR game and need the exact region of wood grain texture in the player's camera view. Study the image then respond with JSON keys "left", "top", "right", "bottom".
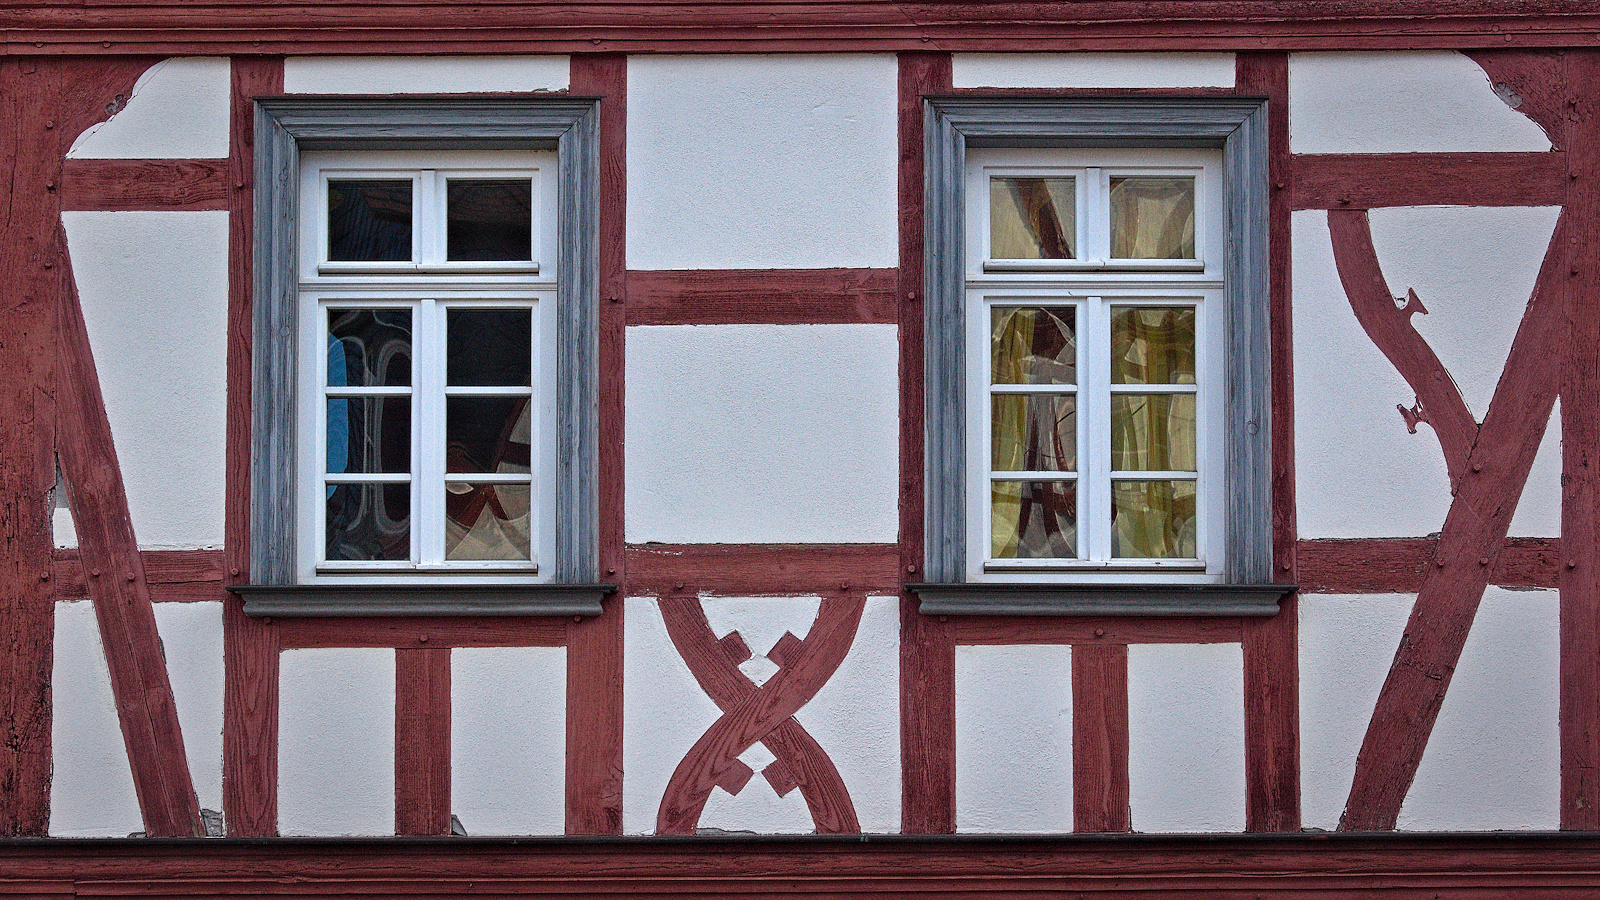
{"left": 657, "top": 594, "right": 859, "bottom": 834}
{"left": 566, "top": 53, "right": 626, "bottom": 837}
{"left": 4, "top": 2, "right": 1600, "bottom": 55}
{"left": 1556, "top": 50, "right": 1600, "bottom": 831}
{"left": 1334, "top": 207, "right": 1566, "bottom": 832}
{"left": 627, "top": 543, "right": 902, "bottom": 596}
{"left": 276, "top": 616, "right": 566, "bottom": 649}
{"left": 7, "top": 832, "right": 1600, "bottom": 894}
{"left": 1298, "top": 537, "right": 1561, "bottom": 593}
{"left": 58, "top": 158, "right": 229, "bottom": 211}
{"left": 1237, "top": 50, "right": 1300, "bottom": 834}
{"left": 222, "top": 56, "right": 284, "bottom": 839}
{"left": 1291, "top": 152, "right": 1567, "bottom": 209}
{"left": 1072, "top": 643, "right": 1130, "bottom": 833}
{"left": 897, "top": 50, "right": 955, "bottom": 836}
{"left": 394, "top": 647, "right": 451, "bottom": 836}
{"left": 1467, "top": 49, "right": 1571, "bottom": 150}
{"left": 625, "top": 268, "right": 899, "bottom": 325}
{"left": 956, "top": 616, "right": 1245, "bottom": 646}
{"left": 52, "top": 549, "right": 226, "bottom": 602}
{"left": 656, "top": 594, "right": 864, "bottom": 834}
{"left": 58, "top": 214, "right": 202, "bottom": 836}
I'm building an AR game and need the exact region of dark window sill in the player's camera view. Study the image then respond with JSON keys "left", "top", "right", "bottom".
{"left": 908, "top": 582, "right": 1295, "bottom": 617}
{"left": 229, "top": 583, "right": 616, "bottom": 617}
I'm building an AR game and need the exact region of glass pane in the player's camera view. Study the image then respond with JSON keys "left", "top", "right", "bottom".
{"left": 446, "top": 397, "right": 532, "bottom": 474}
{"left": 1111, "top": 394, "right": 1196, "bottom": 472}
{"left": 445, "top": 483, "right": 532, "bottom": 561}
{"left": 447, "top": 179, "right": 534, "bottom": 262}
{"left": 326, "top": 398, "right": 411, "bottom": 474}
{"left": 327, "top": 179, "right": 412, "bottom": 262}
{"left": 447, "top": 308, "right": 532, "bottom": 386}
{"left": 992, "top": 307, "right": 1075, "bottom": 385}
{"left": 1108, "top": 176, "right": 1195, "bottom": 259}
{"left": 991, "top": 480, "right": 1076, "bottom": 559}
{"left": 326, "top": 482, "right": 411, "bottom": 561}
{"left": 1111, "top": 307, "right": 1196, "bottom": 385}
{"left": 992, "top": 394, "right": 1076, "bottom": 472}
{"left": 1111, "top": 480, "right": 1197, "bottom": 559}
{"left": 328, "top": 309, "right": 411, "bottom": 388}
{"left": 990, "top": 177, "right": 1075, "bottom": 259}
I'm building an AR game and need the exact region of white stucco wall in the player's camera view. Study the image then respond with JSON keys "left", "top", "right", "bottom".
{"left": 154, "top": 601, "right": 225, "bottom": 821}
{"left": 1292, "top": 206, "right": 1562, "bottom": 539}
{"left": 623, "top": 594, "right": 900, "bottom": 834}
{"left": 626, "top": 55, "right": 899, "bottom": 270}
{"left": 952, "top": 53, "right": 1235, "bottom": 88}
{"left": 954, "top": 644, "right": 1074, "bottom": 833}
{"left": 451, "top": 647, "right": 567, "bottom": 836}
{"left": 1299, "top": 589, "right": 1560, "bottom": 831}
{"left": 64, "top": 210, "right": 229, "bottom": 550}
{"left": 1288, "top": 51, "right": 1552, "bottom": 153}
{"left": 625, "top": 324, "right": 899, "bottom": 544}
{"left": 50, "top": 599, "right": 143, "bottom": 837}
{"left": 69, "top": 57, "right": 231, "bottom": 159}
{"left": 278, "top": 649, "right": 396, "bottom": 836}
{"left": 1127, "top": 642, "right": 1245, "bottom": 832}
{"left": 284, "top": 56, "right": 569, "bottom": 94}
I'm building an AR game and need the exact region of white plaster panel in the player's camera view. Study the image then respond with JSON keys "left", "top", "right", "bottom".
{"left": 54, "top": 506, "right": 78, "bottom": 549}
{"left": 954, "top": 644, "right": 1073, "bottom": 833}
{"left": 284, "top": 56, "right": 569, "bottom": 94}
{"left": 1126, "top": 643, "right": 1244, "bottom": 833}
{"left": 1288, "top": 52, "right": 1552, "bottom": 153}
{"left": 68, "top": 58, "right": 231, "bottom": 159}
{"left": 624, "top": 594, "right": 901, "bottom": 834}
{"left": 626, "top": 55, "right": 899, "bottom": 269}
{"left": 153, "top": 601, "right": 225, "bottom": 818}
{"left": 1298, "top": 592, "right": 1415, "bottom": 831}
{"left": 952, "top": 53, "right": 1235, "bottom": 89}
{"left": 64, "top": 211, "right": 229, "bottom": 550}
{"left": 1400, "top": 587, "right": 1560, "bottom": 830}
{"left": 278, "top": 649, "right": 395, "bottom": 836}
{"left": 451, "top": 647, "right": 567, "bottom": 836}
{"left": 49, "top": 600, "right": 143, "bottom": 837}
{"left": 625, "top": 325, "right": 899, "bottom": 544}
{"left": 1293, "top": 208, "right": 1563, "bottom": 538}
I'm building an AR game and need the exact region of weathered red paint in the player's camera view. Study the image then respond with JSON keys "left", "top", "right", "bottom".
{"left": 1332, "top": 207, "right": 1566, "bottom": 831}
{"left": 394, "top": 647, "right": 451, "bottom": 836}
{"left": 276, "top": 616, "right": 566, "bottom": 650}
{"left": 627, "top": 543, "right": 901, "bottom": 597}
{"left": 566, "top": 52, "right": 627, "bottom": 837}
{"left": 52, "top": 549, "right": 227, "bottom": 603}
{"left": 657, "top": 594, "right": 861, "bottom": 834}
{"left": 59, "top": 158, "right": 230, "bottom": 211}
{"left": 1072, "top": 643, "right": 1131, "bottom": 833}
{"left": 1292, "top": 152, "right": 1568, "bottom": 209}
{"left": 897, "top": 50, "right": 956, "bottom": 837}
{"left": 955, "top": 617, "right": 1245, "bottom": 646}
{"left": 626, "top": 268, "right": 899, "bottom": 325}
{"left": 222, "top": 55, "right": 285, "bottom": 839}
{"left": 1297, "top": 537, "right": 1561, "bottom": 593}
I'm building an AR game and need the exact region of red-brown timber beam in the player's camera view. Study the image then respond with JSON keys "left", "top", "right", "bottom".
{"left": 626, "top": 268, "right": 899, "bottom": 326}
{"left": 1291, "top": 152, "right": 1569, "bottom": 209}
{"left": 59, "top": 159, "right": 230, "bottom": 212}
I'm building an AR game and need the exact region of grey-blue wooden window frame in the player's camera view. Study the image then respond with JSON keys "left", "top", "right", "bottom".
{"left": 242, "top": 97, "right": 607, "bottom": 616}
{"left": 915, "top": 96, "right": 1286, "bottom": 616}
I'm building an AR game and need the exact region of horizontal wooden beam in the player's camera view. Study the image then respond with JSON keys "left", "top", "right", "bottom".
{"left": 4, "top": 3, "right": 1600, "bottom": 54}
{"left": 52, "top": 549, "right": 227, "bottom": 603}
{"left": 955, "top": 615, "right": 1244, "bottom": 645}
{"left": 275, "top": 614, "right": 567, "bottom": 648}
{"left": 59, "top": 159, "right": 230, "bottom": 211}
{"left": 626, "top": 269, "right": 899, "bottom": 326}
{"left": 1291, "top": 152, "right": 1568, "bottom": 209}
{"left": 1297, "top": 537, "right": 1559, "bottom": 593}
{"left": 626, "top": 543, "right": 903, "bottom": 596}
{"left": 6, "top": 833, "right": 1600, "bottom": 894}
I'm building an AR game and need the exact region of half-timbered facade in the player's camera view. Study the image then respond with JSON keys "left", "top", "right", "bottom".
{"left": 4, "top": 3, "right": 1600, "bottom": 896}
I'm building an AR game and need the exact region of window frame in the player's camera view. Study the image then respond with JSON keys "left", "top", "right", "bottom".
{"left": 240, "top": 97, "right": 608, "bottom": 617}
{"left": 915, "top": 96, "right": 1286, "bottom": 617}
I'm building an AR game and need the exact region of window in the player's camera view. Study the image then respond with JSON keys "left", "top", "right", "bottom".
{"left": 237, "top": 99, "right": 608, "bottom": 617}
{"left": 915, "top": 98, "right": 1286, "bottom": 616}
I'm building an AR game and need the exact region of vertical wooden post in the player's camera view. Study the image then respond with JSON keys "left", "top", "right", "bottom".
{"left": 565, "top": 53, "right": 627, "bottom": 835}
{"left": 395, "top": 647, "right": 452, "bottom": 835}
{"left": 1072, "top": 644, "right": 1131, "bottom": 832}
{"left": 223, "top": 56, "right": 286, "bottom": 838}
{"left": 1235, "top": 51, "right": 1302, "bottom": 833}
{"left": 898, "top": 50, "right": 956, "bottom": 835}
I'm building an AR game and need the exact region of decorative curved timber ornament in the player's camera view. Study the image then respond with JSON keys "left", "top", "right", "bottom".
{"left": 1329, "top": 206, "right": 1567, "bottom": 832}
{"left": 656, "top": 594, "right": 863, "bottom": 834}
